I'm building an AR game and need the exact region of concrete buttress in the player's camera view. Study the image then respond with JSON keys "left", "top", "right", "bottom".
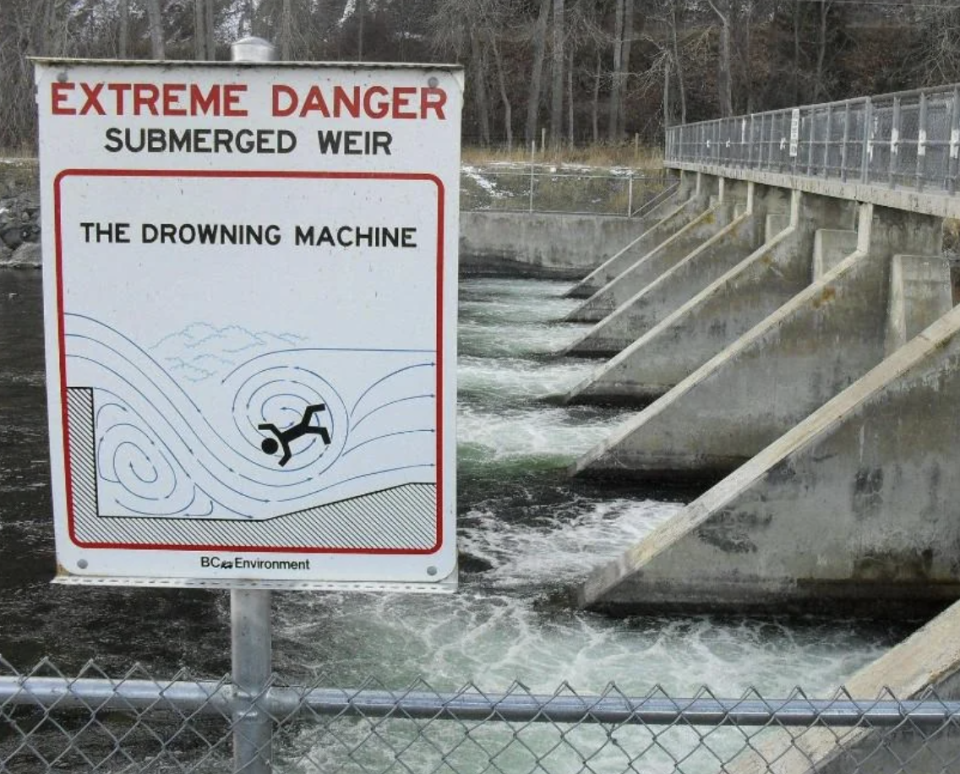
{"left": 570, "top": 203, "right": 943, "bottom": 482}
{"left": 564, "top": 171, "right": 708, "bottom": 299}
{"left": 565, "top": 192, "right": 856, "bottom": 405}
{"left": 576, "top": 303, "right": 960, "bottom": 617}
{"left": 564, "top": 182, "right": 782, "bottom": 357}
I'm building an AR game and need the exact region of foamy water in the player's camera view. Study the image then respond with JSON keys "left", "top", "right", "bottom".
{"left": 274, "top": 277, "right": 899, "bottom": 699}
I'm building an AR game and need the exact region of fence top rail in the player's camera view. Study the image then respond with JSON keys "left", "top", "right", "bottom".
{"left": 666, "top": 81, "right": 960, "bottom": 133}
{"left": 3, "top": 675, "right": 960, "bottom": 728}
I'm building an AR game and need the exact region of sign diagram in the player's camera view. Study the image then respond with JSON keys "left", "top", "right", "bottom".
{"left": 36, "top": 62, "right": 461, "bottom": 589}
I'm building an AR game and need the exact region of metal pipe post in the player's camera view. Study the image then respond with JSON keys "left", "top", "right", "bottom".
{"left": 232, "top": 589, "right": 273, "bottom": 774}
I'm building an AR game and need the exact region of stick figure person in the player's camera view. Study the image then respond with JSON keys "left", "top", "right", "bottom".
{"left": 259, "top": 404, "right": 331, "bottom": 467}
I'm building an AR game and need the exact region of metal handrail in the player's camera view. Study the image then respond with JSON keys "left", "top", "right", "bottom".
{"left": 664, "top": 82, "right": 960, "bottom": 197}
{"left": 3, "top": 676, "right": 959, "bottom": 728}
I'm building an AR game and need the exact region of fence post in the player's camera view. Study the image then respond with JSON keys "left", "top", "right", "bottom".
{"left": 889, "top": 96, "right": 901, "bottom": 188}
{"left": 529, "top": 141, "right": 535, "bottom": 213}
{"left": 840, "top": 101, "right": 851, "bottom": 182}
{"left": 232, "top": 590, "right": 273, "bottom": 774}
{"left": 916, "top": 90, "right": 928, "bottom": 191}
{"left": 950, "top": 87, "right": 960, "bottom": 194}
{"left": 861, "top": 98, "right": 873, "bottom": 184}
{"left": 627, "top": 175, "right": 633, "bottom": 217}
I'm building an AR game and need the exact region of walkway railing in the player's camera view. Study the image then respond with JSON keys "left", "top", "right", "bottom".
{"left": 460, "top": 168, "right": 672, "bottom": 216}
{"left": 665, "top": 84, "right": 960, "bottom": 195}
{"left": 3, "top": 657, "right": 960, "bottom": 773}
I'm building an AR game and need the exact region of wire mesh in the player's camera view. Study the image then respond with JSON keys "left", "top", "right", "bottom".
{"left": 459, "top": 169, "right": 670, "bottom": 216}
{"left": 664, "top": 84, "right": 960, "bottom": 198}
{"left": 3, "top": 657, "right": 960, "bottom": 774}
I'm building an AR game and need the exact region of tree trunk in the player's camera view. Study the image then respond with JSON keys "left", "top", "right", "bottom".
{"left": 119, "top": 0, "right": 130, "bottom": 58}
{"left": 280, "top": 0, "right": 293, "bottom": 60}
{"left": 591, "top": 51, "right": 601, "bottom": 143}
{"left": 491, "top": 35, "right": 513, "bottom": 151}
{"left": 814, "top": 0, "right": 830, "bottom": 102}
{"left": 204, "top": 0, "right": 216, "bottom": 60}
{"left": 470, "top": 31, "right": 491, "bottom": 146}
{"left": 567, "top": 46, "right": 575, "bottom": 146}
{"left": 618, "top": 0, "right": 635, "bottom": 136}
{"left": 195, "top": 0, "right": 206, "bottom": 59}
{"left": 793, "top": 0, "right": 801, "bottom": 104}
{"left": 663, "top": 56, "right": 671, "bottom": 128}
{"left": 525, "top": 0, "right": 550, "bottom": 146}
{"left": 357, "top": 0, "right": 365, "bottom": 61}
{"left": 717, "top": 10, "right": 732, "bottom": 116}
{"left": 670, "top": 1, "right": 686, "bottom": 124}
{"left": 550, "top": 0, "right": 564, "bottom": 147}
{"left": 607, "top": 0, "right": 624, "bottom": 141}
{"left": 146, "top": 0, "right": 166, "bottom": 60}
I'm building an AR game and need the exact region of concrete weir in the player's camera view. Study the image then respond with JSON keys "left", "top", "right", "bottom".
{"left": 563, "top": 170, "right": 705, "bottom": 298}
{"left": 566, "top": 191, "right": 857, "bottom": 404}
{"left": 565, "top": 178, "right": 749, "bottom": 331}
{"left": 571, "top": 204, "right": 945, "bottom": 481}
{"left": 577, "top": 302, "right": 960, "bottom": 616}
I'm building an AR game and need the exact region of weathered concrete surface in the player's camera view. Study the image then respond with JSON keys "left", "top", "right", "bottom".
{"left": 564, "top": 172, "right": 713, "bottom": 299}
{"left": 669, "top": 159, "right": 960, "bottom": 220}
{"left": 884, "top": 254, "right": 952, "bottom": 356}
{"left": 728, "top": 600, "right": 960, "bottom": 773}
{"left": 571, "top": 204, "right": 942, "bottom": 481}
{"left": 459, "top": 210, "right": 652, "bottom": 278}
{"left": 577, "top": 303, "right": 960, "bottom": 617}
{"left": 814, "top": 228, "right": 859, "bottom": 278}
{"left": 566, "top": 179, "right": 747, "bottom": 325}
{"left": 565, "top": 193, "right": 858, "bottom": 403}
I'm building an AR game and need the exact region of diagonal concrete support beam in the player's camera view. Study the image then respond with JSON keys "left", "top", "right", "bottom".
{"left": 564, "top": 182, "right": 782, "bottom": 358}
{"left": 570, "top": 204, "right": 943, "bottom": 482}
{"left": 565, "top": 192, "right": 856, "bottom": 405}
{"left": 564, "top": 171, "right": 708, "bottom": 299}
{"left": 564, "top": 176, "right": 734, "bottom": 315}
{"left": 728, "top": 600, "right": 960, "bottom": 773}
{"left": 577, "top": 302, "right": 960, "bottom": 617}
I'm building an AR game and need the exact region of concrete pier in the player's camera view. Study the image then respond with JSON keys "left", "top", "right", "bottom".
{"left": 565, "top": 192, "right": 856, "bottom": 404}
{"left": 577, "top": 303, "right": 960, "bottom": 616}
{"left": 570, "top": 204, "right": 943, "bottom": 482}
{"left": 565, "top": 178, "right": 747, "bottom": 326}
{"left": 564, "top": 171, "right": 707, "bottom": 298}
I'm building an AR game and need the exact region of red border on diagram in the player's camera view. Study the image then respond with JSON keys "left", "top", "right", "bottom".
{"left": 53, "top": 169, "right": 446, "bottom": 556}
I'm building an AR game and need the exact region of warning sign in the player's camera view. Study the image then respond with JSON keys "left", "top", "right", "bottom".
{"left": 34, "top": 60, "right": 462, "bottom": 590}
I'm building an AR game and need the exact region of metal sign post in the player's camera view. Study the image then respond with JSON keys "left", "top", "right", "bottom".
{"left": 34, "top": 37, "right": 462, "bottom": 774}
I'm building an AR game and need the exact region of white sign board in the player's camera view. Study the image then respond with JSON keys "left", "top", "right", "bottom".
{"left": 789, "top": 108, "right": 801, "bottom": 158}
{"left": 34, "top": 60, "right": 462, "bottom": 591}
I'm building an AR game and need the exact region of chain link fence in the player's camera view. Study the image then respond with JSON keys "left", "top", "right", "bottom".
{"left": 665, "top": 84, "right": 960, "bottom": 195}
{"left": 460, "top": 167, "right": 675, "bottom": 217}
{"left": 3, "top": 656, "right": 960, "bottom": 774}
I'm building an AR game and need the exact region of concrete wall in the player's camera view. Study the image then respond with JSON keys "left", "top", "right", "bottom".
{"left": 571, "top": 204, "right": 942, "bottom": 482}
{"left": 459, "top": 210, "right": 653, "bottom": 278}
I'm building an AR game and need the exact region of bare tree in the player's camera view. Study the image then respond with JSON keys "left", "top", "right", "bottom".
{"left": 550, "top": 0, "right": 564, "bottom": 147}
{"left": 705, "top": 0, "right": 733, "bottom": 116}
{"left": 608, "top": 0, "right": 624, "bottom": 141}
{"left": 526, "top": 0, "right": 550, "bottom": 146}
{"left": 119, "top": 0, "right": 130, "bottom": 58}
{"left": 146, "top": 0, "right": 166, "bottom": 60}
{"left": 617, "top": 0, "right": 635, "bottom": 137}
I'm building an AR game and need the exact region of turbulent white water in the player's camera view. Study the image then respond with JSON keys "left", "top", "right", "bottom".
{"left": 273, "top": 277, "right": 899, "bottom": 699}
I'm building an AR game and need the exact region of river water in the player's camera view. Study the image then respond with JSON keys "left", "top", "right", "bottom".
{"left": 0, "top": 269, "right": 913, "bottom": 771}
